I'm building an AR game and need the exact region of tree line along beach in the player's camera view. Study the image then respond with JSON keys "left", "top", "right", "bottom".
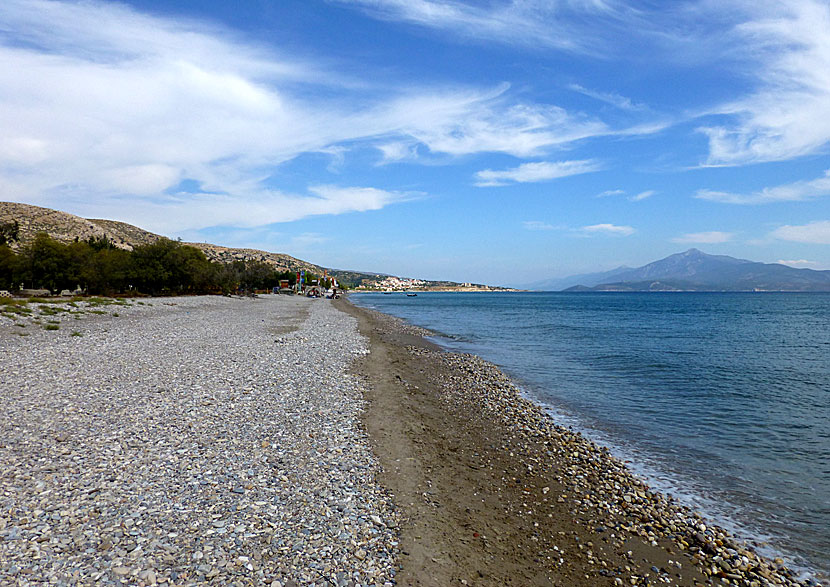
{"left": 0, "top": 294, "right": 821, "bottom": 586}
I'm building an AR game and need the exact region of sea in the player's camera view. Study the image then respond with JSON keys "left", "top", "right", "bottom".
{"left": 349, "top": 291, "right": 830, "bottom": 581}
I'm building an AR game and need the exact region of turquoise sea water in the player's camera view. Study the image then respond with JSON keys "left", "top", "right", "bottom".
{"left": 350, "top": 292, "right": 830, "bottom": 580}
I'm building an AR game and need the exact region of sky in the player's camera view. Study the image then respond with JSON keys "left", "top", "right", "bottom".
{"left": 2, "top": 0, "right": 830, "bottom": 284}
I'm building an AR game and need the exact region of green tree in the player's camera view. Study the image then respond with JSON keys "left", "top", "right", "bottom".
{"left": 0, "top": 245, "right": 20, "bottom": 290}
{"left": 81, "top": 247, "right": 132, "bottom": 295}
{"left": 22, "top": 233, "right": 77, "bottom": 292}
{"left": 0, "top": 221, "right": 19, "bottom": 247}
{"left": 129, "top": 239, "right": 214, "bottom": 295}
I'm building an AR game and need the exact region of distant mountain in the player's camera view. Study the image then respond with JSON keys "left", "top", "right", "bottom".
{"left": 561, "top": 249, "right": 830, "bottom": 292}
{"left": 521, "top": 265, "right": 632, "bottom": 291}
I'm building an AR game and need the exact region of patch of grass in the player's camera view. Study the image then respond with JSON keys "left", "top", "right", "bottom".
{"left": 85, "top": 297, "right": 119, "bottom": 307}
{"left": 0, "top": 297, "right": 26, "bottom": 307}
{"left": 88, "top": 310, "right": 107, "bottom": 315}
{"left": 16, "top": 331, "right": 29, "bottom": 336}
{"left": 112, "top": 312, "right": 119, "bottom": 317}
{"left": 44, "top": 324, "right": 60, "bottom": 331}
{"left": 71, "top": 331, "right": 83, "bottom": 337}
{"left": 14, "top": 323, "right": 26, "bottom": 328}
{"left": 39, "top": 306, "right": 68, "bottom": 316}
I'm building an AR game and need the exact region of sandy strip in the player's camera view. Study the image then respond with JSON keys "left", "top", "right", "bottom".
{"left": 339, "top": 298, "right": 813, "bottom": 587}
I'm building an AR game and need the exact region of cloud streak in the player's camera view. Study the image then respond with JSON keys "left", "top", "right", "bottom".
{"left": 475, "top": 159, "right": 602, "bottom": 187}
{"left": 523, "top": 221, "right": 556, "bottom": 231}
{"left": 672, "top": 231, "right": 734, "bottom": 244}
{"left": 333, "top": 0, "right": 630, "bottom": 55}
{"left": 699, "top": 0, "right": 830, "bottom": 165}
{"left": 568, "top": 83, "right": 646, "bottom": 111}
{"left": 770, "top": 221, "right": 830, "bottom": 245}
{"left": 580, "top": 223, "right": 635, "bottom": 236}
{"left": 696, "top": 170, "right": 830, "bottom": 204}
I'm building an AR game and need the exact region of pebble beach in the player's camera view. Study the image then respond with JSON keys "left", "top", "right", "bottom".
{"left": 0, "top": 296, "right": 399, "bottom": 586}
{"left": 0, "top": 295, "right": 820, "bottom": 586}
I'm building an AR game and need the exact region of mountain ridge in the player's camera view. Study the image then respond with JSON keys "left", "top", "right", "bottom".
{"left": 559, "top": 249, "right": 830, "bottom": 292}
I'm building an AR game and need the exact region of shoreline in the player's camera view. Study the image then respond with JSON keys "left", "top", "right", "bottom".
{"left": 339, "top": 298, "right": 818, "bottom": 587}
{"left": 0, "top": 293, "right": 820, "bottom": 586}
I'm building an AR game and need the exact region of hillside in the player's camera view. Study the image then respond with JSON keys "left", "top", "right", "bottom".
{"left": 1, "top": 201, "right": 338, "bottom": 277}
{"left": 1, "top": 201, "right": 493, "bottom": 290}
{"left": 0, "top": 202, "right": 160, "bottom": 251}
{"left": 562, "top": 249, "right": 830, "bottom": 292}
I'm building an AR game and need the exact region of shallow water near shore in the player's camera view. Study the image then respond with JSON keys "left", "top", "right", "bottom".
{"left": 350, "top": 291, "right": 830, "bottom": 581}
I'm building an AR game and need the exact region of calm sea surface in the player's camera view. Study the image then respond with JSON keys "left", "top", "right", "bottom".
{"left": 350, "top": 292, "right": 830, "bottom": 579}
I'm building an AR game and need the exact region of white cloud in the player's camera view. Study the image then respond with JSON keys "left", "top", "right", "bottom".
{"left": 777, "top": 259, "right": 818, "bottom": 266}
{"left": 0, "top": 0, "right": 614, "bottom": 232}
{"left": 334, "top": 0, "right": 628, "bottom": 54}
{"left": 597, "top": 189, "right": 625, "bottom": 198}
{"left": 630, "top": 190, "right": 656, "bottom": 201}
{"left": 376, "top": 141, "right": 419, "bottom": 163}
{"left": 580, "top": 223, "right": 635, "bottom": 236}
{"left": 696, "top": 170, "right": 830, "bottom": 204}
{"left": 672, "top": 231, "right": 734, "bottom": 244}
{"left": 475, "top": 159, "right": 602, "bottom": 187}
{"left": 397, "top": 94, "right": 608, "bottom": 158}
{"left": 700, "top": 0, "right": 830, "bottom": 165}
{"left": 70, "top": 185, "right": 412, "bottom": 235}
{"left": 770, "top": 220, "right": 830, "bottom": 244}
{"left": 523, "top": 221, "right": 555, "bottom": 231}
{"left": 568, "top": 83, "right": 645, "bottom": 111}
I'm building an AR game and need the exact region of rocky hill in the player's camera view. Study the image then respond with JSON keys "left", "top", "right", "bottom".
{"left": 0, "top": 201, "right": 326, "bottom": 275}
{"left": 0, "top": 202, "right": 160, "bottom": 251}
{"left": 1, "top": 201, "right": 509, "bottom": 289}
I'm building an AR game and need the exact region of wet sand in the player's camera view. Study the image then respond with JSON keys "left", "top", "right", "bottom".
{"left": 340, "top": 299, "right": 812, "bottom": 587}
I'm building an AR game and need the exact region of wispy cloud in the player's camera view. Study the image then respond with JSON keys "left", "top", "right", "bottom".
{"left": 696, "top": 170, "right": 830, "bottom": 204}
{"left": 597, "top": 189, "right": 625, "bottom": 198}
{"left": 672, "top": 231, "right": 734, "bottom": 244}
{"left": 523, "top": 220, "right": 555, "bottom": 231}
{"left": 475, "top": 159, "right": 602, "bottom": 187}
{"left": 376, "top": 141, "right": 419, "bottom": 164}
{"left": 699, "top": 0, "right": 830, "bottom": 165}
{"left": 72, "top": 185, "right": 414, "bottom": 235}
{"left": 399, "top": 93, "right": 609, "bottom": 158}
{"left": 580, "top": 223, "right": 635, "bottom": 236}
{"left": 333, "top": 0, "right": 630, "bottom": 55}
{"left": 568, "top": 83, "right": 645, "bottom": 111}
{"left": 630, "top": 190, "right": 656, "bottom": 201}
{"left": 0, "top": 0, "right": 614, "bottom": 232}
{"left": 770, "top": 220, "right": 830, "bottom": 244}
{"left": 777, "top": 259, "right": 818, "bottom": 267}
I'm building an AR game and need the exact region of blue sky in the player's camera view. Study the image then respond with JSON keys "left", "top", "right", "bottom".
{"left": 2, "top": 0, "right": 830, "bottom": 284}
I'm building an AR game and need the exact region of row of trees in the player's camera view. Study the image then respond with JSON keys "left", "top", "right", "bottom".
{"left": 0, "top": 230, "right": 314, "bottom": 296}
